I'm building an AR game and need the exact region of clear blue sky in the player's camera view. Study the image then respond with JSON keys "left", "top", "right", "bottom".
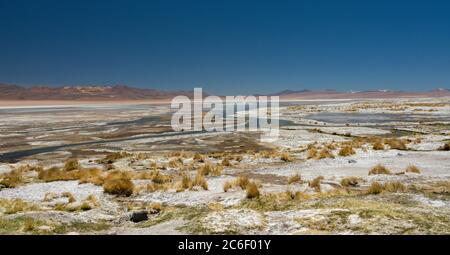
{"left": 1, "top": 0, "right": 450, "bottom": 94}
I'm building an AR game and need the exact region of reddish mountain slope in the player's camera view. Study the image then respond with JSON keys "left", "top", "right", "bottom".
{"left": 1, "top": 83, "right": 449, "bottom": 100}
{"left": 0, "top": 83, "right": 193, "bottom": 100}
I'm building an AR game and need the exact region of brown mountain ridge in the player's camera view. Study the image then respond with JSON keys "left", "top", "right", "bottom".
{"left": 0, "top": 83, "right": 193, "bottom": 100}
{"left": 0, "top": 83, "right": 449, "bottom": 100}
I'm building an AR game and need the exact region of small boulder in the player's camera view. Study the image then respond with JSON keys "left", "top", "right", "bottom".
{"left": 130, "top": 211, "right": 148, "bottom": 223}
{"left": 37, "top": 225, "right": 53, "bottom": 232}
{"left": 348, "top": 214, "right": 362, "bottom": 226}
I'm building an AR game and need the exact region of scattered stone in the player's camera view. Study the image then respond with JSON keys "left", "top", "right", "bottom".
{"left": 347, "top": 214, "right": 362, "bottom": 226}
{"left": 37, "top": 225, "right": 53, "bottom": 232}
{"left": 130, "top": 211, "right": 149, "bottom": 223}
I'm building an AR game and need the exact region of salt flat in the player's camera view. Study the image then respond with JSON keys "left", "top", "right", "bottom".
{"left": 0, "top": 98, "right": 449, "bottom": 234}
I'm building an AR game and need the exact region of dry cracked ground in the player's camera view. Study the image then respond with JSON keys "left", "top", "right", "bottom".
{"left": 0, "top": 98, "right": 449, "bottom": 235}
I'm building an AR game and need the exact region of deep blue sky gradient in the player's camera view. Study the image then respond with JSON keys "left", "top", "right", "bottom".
{"left": 1, "top": 0, "right": 450, "bottom": 94}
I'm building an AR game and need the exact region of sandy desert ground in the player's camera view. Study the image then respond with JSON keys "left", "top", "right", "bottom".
{"left": 0, "top": 97, "right": 449, "bottom": 235}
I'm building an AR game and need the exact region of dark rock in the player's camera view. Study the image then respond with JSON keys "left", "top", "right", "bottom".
{"left": 348, "top": 159, "right": 357, "bottom": 164}
{"left": 130, "top": 211, "right": 148, "bottom": 223}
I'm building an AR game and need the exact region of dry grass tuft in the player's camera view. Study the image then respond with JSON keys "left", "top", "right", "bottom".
{"left": 146, "top": 202, "right": 162, "bottom": 213}
{"left": 326, "top": 142, "right": 337, "bottom": 150}
{"left": 307, "top": 147, "right": 318, "bottom": 159}
{"left": 62, "top": 192, "right": 76, "bottom": 203}
{"left": 168, "top": 151, "right": 191, "bottom": 158}
{"left": 309, "top": 176, "right": 324, "bottom": 192}
{"left": 258, "top": 150, "right": 276, "bottom": 158}
{"left": 223, "top": 181, "right": 233, "bottom": 192}
{"left": 180, "top": 174, "right": 193, "bottom": 191}
{"left": 198, "top": 163, "right": 212, "bottom": 176}
{"left": 368, "top": 164, "right": 392, "bottom": 175}
{"left": 22, "top": 218, "right": 38, "bottom": 231}
{"left": 211, "top": 165, "right": 223, "bottom": 176}
{"left": 150, "top": 170, "right": 173, "bottom": 184}
{"left": 411, "top": 181, "right": 450, "bottom": 194}
{"left": 103, "top": 171, "right": 134, "bottom": 197}
{"left": 132, "top": 169, "right": 172, "bottom": 183}
{"left": 43, "top": 192, "right": 58, "bottom": 202}
{"left": 235, "top": 176, "right": 250, "bottom": 189}
{"left": 131, "top": 171, "right": 154, "bottom": 180}
{"left": 98, "top": 152, "right": 130, "bottom": 164}
{"left": 384, "top": 138, "right": 407, "bottom": 150}
{"left": 175, "top": 171, "right": 208, "bottom": 192}
{"left": 168, "top": 158, "right": 183, "bottom": 168}
{"left": 287, "top": 174, "right": 302, "bottom": 184}
{"left": 223, "top": 176, "right": 261, "bottom": 196}
{"left": 16, "top": 164, "right": 43, "bottom": 173}
{"left": 366, "top": 181, "right": 407, "bottom": 194}
{"left": 317, "top": 148, "right": 335, "bottom": 159}
{"left": 221, "top": 158, "right": 231, "bottom": 166}
{"left": 143, "top": 182, "right": 171, "bottom": 193}
{"left": 85, "top": 194, "right": 100, "bottom": 207}
{"left": 405, "top": 165, "right": 421, "bottom": 174}
{"left": 307, "top": 143, "right": 317, "bottom": 149}
{"left": 383, "top": 181, "right": 407, "bottom": 192}
{"left": 279, "top": 190, "right": 296, "bottom": 200}
{"left": 78, "top": 168, "right": 104, "bottom": 185}
{"left": 193, "top": 153, "right": 205, "bottom": 162}
{"left": 63, "top": 158, "right": 80, "bottom": 171}
{"left": 38, "top": 167, "right": 80, "bottom": 182}
{"left": 198, "top": 163, "right": 223, "bottom": 176}
{"left": 246, "top": 181, "right": 260, "bottom": 199}
{"left": 0, "top": 169, "right": 25, "bottom": 188}
{"left": 231, "top": 154, "right": 243, "bottom": 162}
{"left": 193, "top": 171, "right": 208, "bottom": 190}
{"left": 149, "top": 161, "right": 159, "bottom": 170}
{"left": 293, "top": 191, "right": 312, "bottom": 200}
{"left": 366, "top": 182, "right": 384, "bottom": 195}
{"left": 280, "top": 152, "right": 294, "bottom": 162}
{"left": 340, "top": 177, "right": 362, "bottom": 187}
{"left": 54, "top": 194, "right": 99, "bottom": 212}
{"left": 372, "top": 141, "right": 385, "bottom": 150}
{"left": 338, "top": 146, "right": 356, "bottom": 157}
{"left": 439, "top": 141, "right": 450, "bottom": 151}
{"left": 135, "top": 153, "right": 148, "bottom": 160}
{"left": 209, "top": 152, "right": 225, "bottom": 159}
{"left": 0, "top": 198, "right": 40, "bottom": 214}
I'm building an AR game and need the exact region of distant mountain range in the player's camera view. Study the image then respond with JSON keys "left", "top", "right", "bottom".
{"left": 268, "top": 88, "right": 450, "bottom": 99}
{"left": 0, "top": 83, "right": 449, "bottom": 100}
{"left": 0, "top": 83, "right": 193, "bottom": 100}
